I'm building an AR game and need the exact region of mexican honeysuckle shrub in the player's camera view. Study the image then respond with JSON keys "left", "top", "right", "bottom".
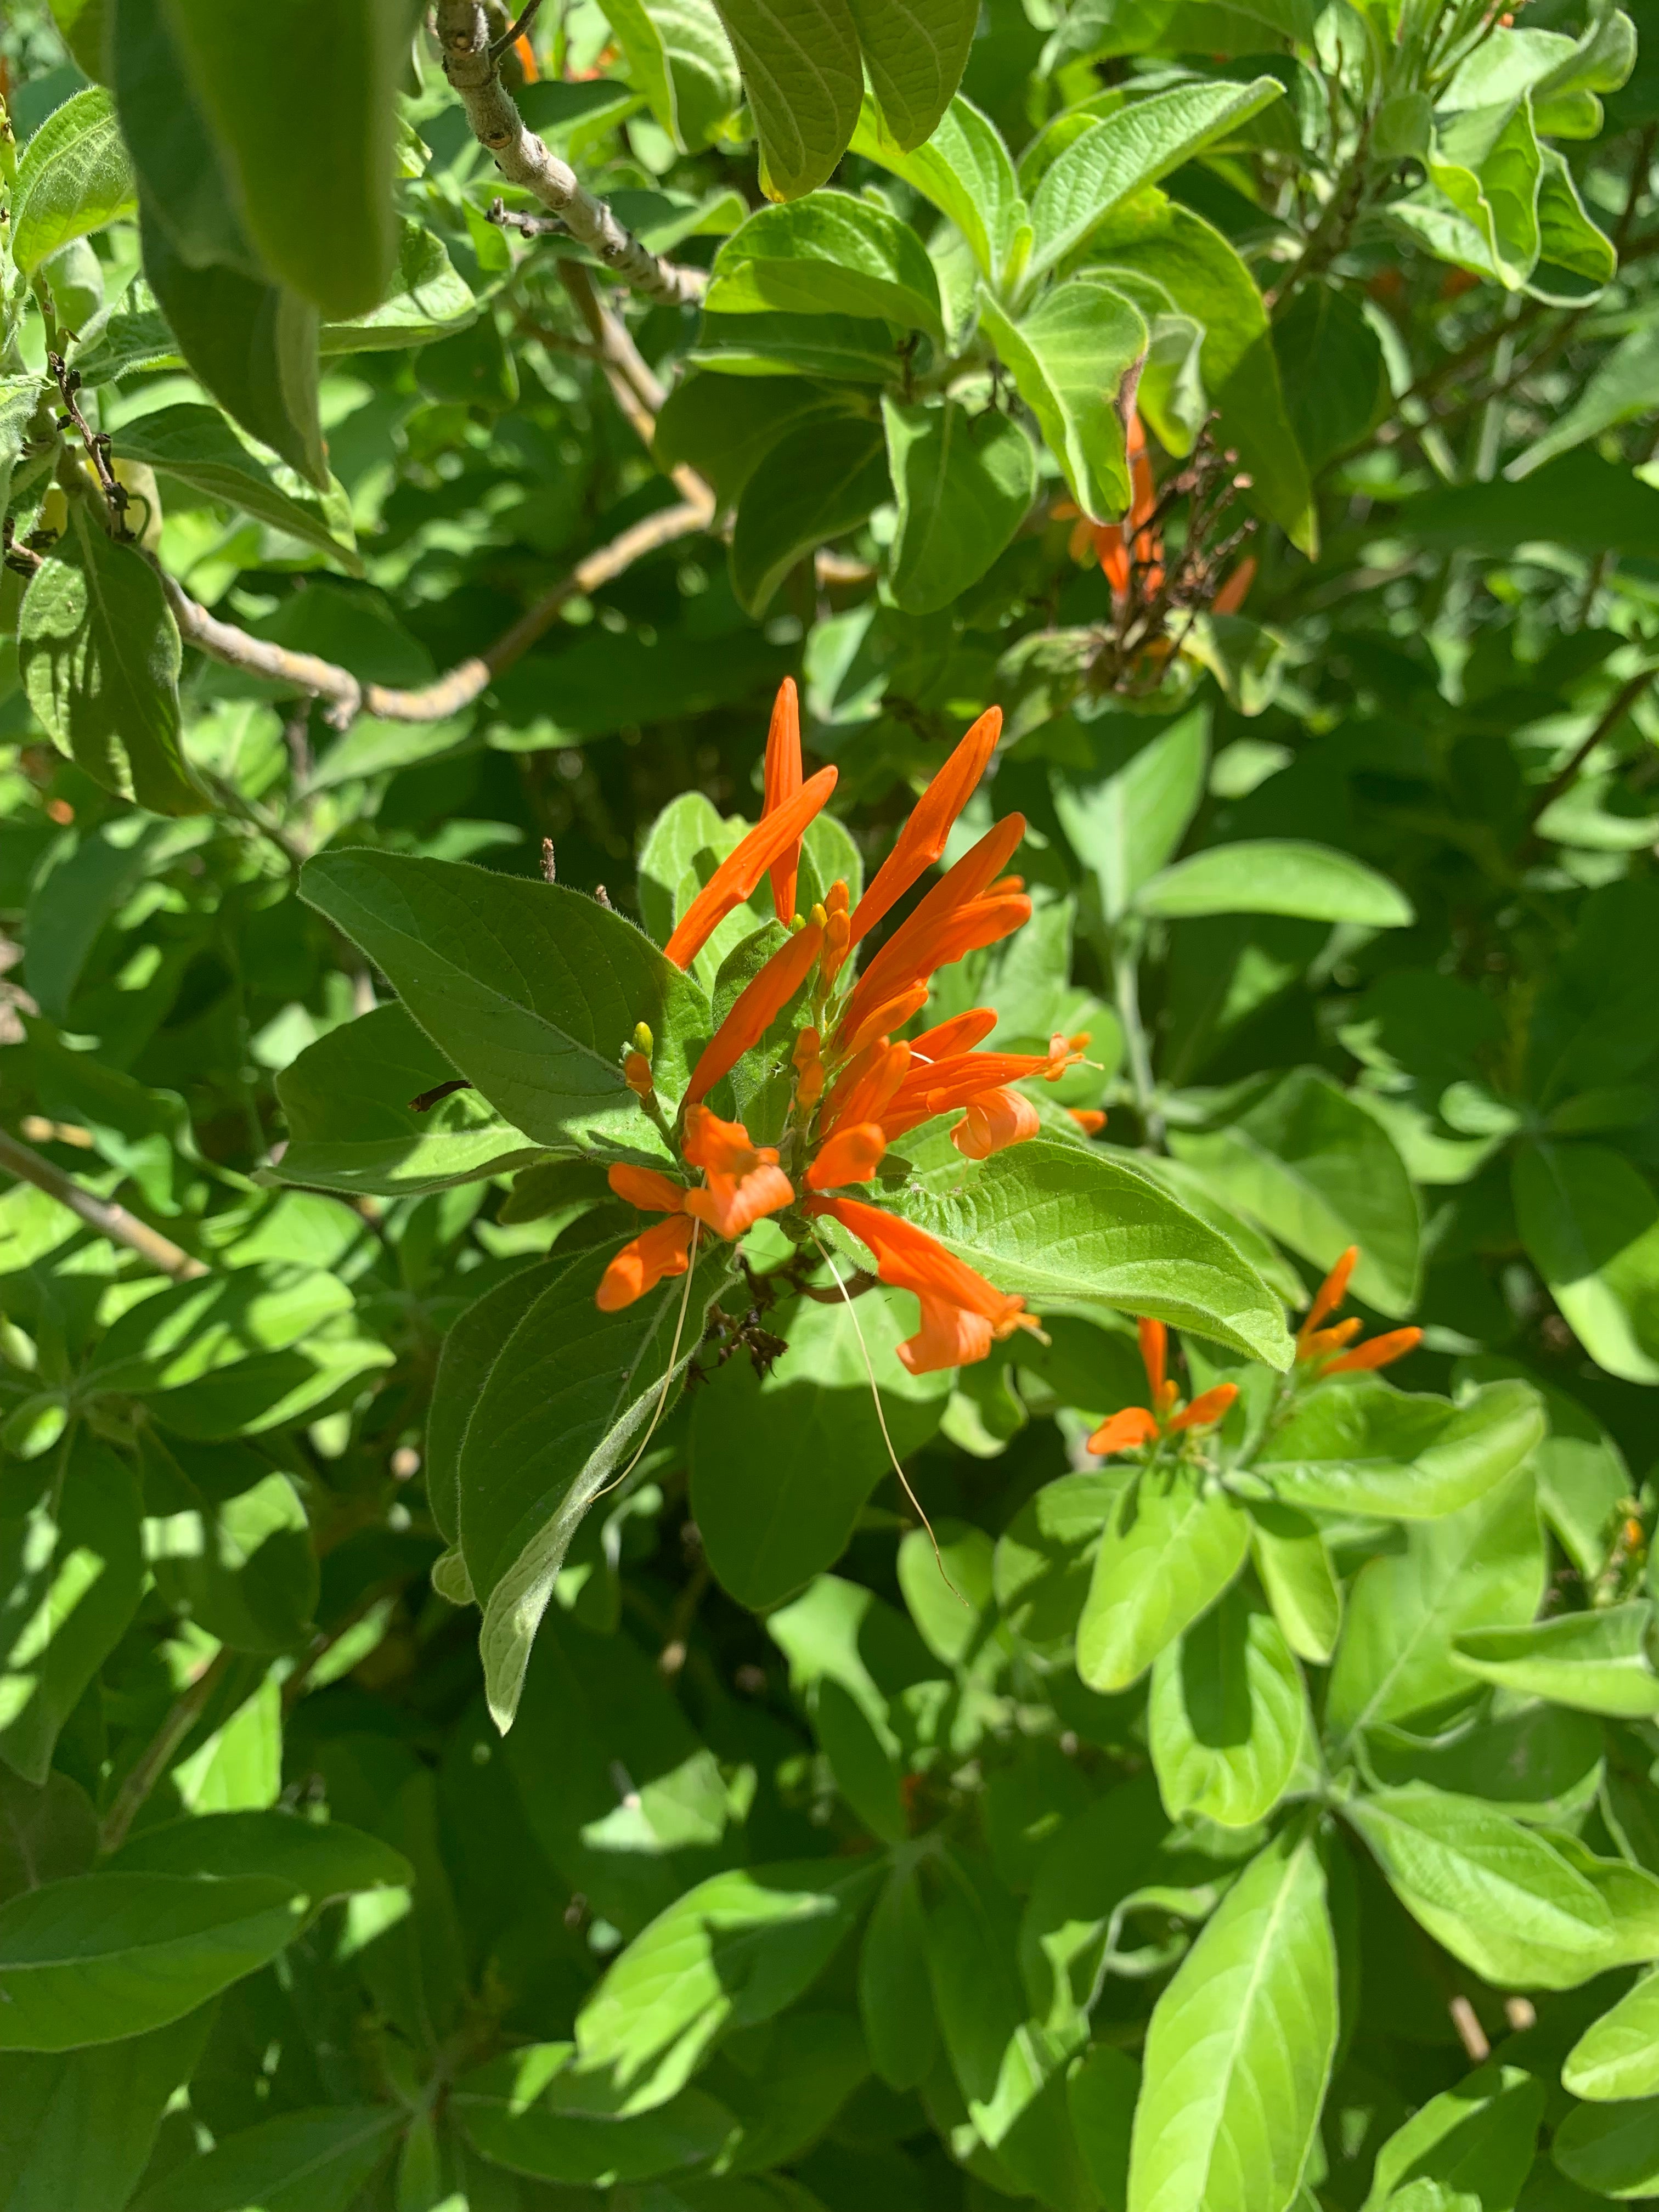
{"left": 286, "top": 682, "right": 1295, "bottom": 1724}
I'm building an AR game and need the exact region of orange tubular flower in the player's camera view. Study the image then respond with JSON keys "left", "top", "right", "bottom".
{"left": 952, "top": 1087, "right": 1040, "bottom": 1160}
{"left": 1211, "top": 555, "right": 1257, "bottom": 617}
{"left": 1093, "top": 410, "right": 1163, "bottom": 606}
{"left": 682, "top": 1104, "right": 794, "bottom": 1238}
{"left": 763, "top": 677, "right": 804, "bottom": 924}
{"left": 839, "top": 814, "right": 1029, "bottom": 1041}
{"left": 809, "top": 1195, "right": 1039, "bottom": 1375}
{"left": 805, "top": 1122, "right": 888, "bottom": 1190}
{"left": 1069, "top": 1109, "right": 1108, "bottom": 1136}
{"left": 664, "top": 765, "right": 837, "bottom": 969}
{"left": 1296, "top": 1246, "right": 1423, "bottom": 1374}
{"left": 1087, "top": 1314, "right": 1238, "bottom": 1457}
{"left": 1329, "top": 1328, "right": 1424, "bottom": 1374}
{"left": 686, "top": 921, "right": 824, "bottom": 1105}
{"left": 608, "top": 1163, "right": 686, "bottom": 1214}
{"left": 848, "top": 707, "right": 1003, "bottom": 949}
{"left": 909, "top": 1009, "right": 998, "bottom": 1060}
{"left": 597, "top": 1215, "right": 695, "bottom": 1311}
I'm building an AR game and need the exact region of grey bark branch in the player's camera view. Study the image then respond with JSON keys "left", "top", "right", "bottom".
{"left": 434, "top": 1, "right": 706, "bottom": 308}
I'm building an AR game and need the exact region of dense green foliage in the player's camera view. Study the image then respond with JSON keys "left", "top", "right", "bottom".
{"left": 1, "top": 0, "right": 1658, "bottom": 2207}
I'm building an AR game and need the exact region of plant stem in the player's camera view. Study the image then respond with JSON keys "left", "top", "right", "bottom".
{"left": 0, "top": 1127, "right": 206, "bottom": 1280}
{"left": 98, "top": 1647, "right": 234, "bottom": 1854}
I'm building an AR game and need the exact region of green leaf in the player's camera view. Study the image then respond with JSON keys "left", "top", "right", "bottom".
{"left": 847, "top": 0, "right": 976, "bottom": 150}
{"left": 318, "top": 218, "right": 477, "bottom": 354}
{"left": 1453, "top": 1602, "right": 1659, "bottom": 1718}
{"left": 603, "top": 0, "right": 741, "bottom": 150}
{"left": 0, "top": 1873, "right": 302, "bottom": 2050}
{"left": 1149, "top": 1587, "right": 1307, "bottom": 1829}
{"left": 0, "top": 379, "right": 46, "bottom": 524}
{"left": 1077, "top": 1468, "right": 1249, "bottom": 1694}
{"left": 457, "top": 1239, "right": 732, "bottom": 1730}
{"left": 111, "top": 0, "right": 258, "bottom": 278}
{"left": 1137, "top": 840, "right": 1413, "bottom": 927}
{"left": 18, "top": 505, "right": 203, "bottom": 816}
{"left": 274, "top": 1002, "right": 542, "bottom": 1198}
{"left": 572, "top": 1858, "right": 881, "bottom": 2112}
{"left": 1427, "top": 97, "right": 1542, "bottom": 291}
{"left": 1030, "top": 77, "right": 1283, "bottom": 278}
{"left": 298, "top": 853, "right": 710, "bottom": 1162}
{"left": 653, "top": 374, "right": 860, "bottom": 509}
{"left": 995, "top": 1467, "right": 1133, "bottom": 1659}
{"left": 979, "top": 276, "right": 1147, "bottom": 521}
{"left": 1401, "top": 454, "right": 1659, "bottom": 560}
{"left": 708, "top": 191, "right": 944, "bottom": 338}
{"left": 882, "top": 399, "right": 1035, "bottom": 615}
{"left": 1246, "top": 1500, "right": 1341, "bottom": 1665}
{"left": 138, "top": 199, "right": 327, "bottom": 490}
{"left": 850, "top": 92, "right": 1024, "bottom": 284}
{"left": 157, "top": 0, "right": 403, "bottom": 318}
{"left": 689, "top": 1287, "right": 949, "bottom": 1610}
{"left": 815, "top": 1677, "right": 907, "bottom": 1843}
{"left": 1128, "top": 1822, "right": 1336, "bottom": 2212}
{"left": 709, "top": 0, "right": 862, "bottom": 198}
{"left": 454, "top": 2049, "right": 735, "bottom": 2186}
{"left": 1093, "top": 201, "right": 1316, "bottom": 552}
{"left": 114, "top": 404, "right": 358, "bottom": 569}
{"left": 730, "top": 415, "right": 889, "bottom": 615}
{"left": 139, "top": 1434, "right": 315, "bottom": 1655}
{"left": 1513, "top": 1141, "right": 1659, "bottom": 1385}
{"left": 108, "top": 1810, "right": 409, "bottom": 1908}
{"left": 1565, "top": 1971, "right": 1659, "bottom": 2102}
{"left": 0, "top": 2010, "right": 215, "bottom": 2212}
{"left": 859, "top": 1863, "right": 936, "bottom": 2088}
{"left": 1169, "top": 1068, "right": 1421, "bottom": 1317}
{"left": 1554, "top": 2098, "right": 1659, "bottom": 2200}
{"left": 87, "top": 1265, "right": 352, "bottom": 1395}
{"left": 1259, "top": 1377, "right": 1545, "bottom": 1519}
{"left": 1273, "top": 281, "right": 1390, "bottom": 478}
{"left": 0, "top": 1435, "right": 144, "bottom": 1786}
{"left": 1344, "top": 1785, "right": 1617, "bottom": 1990}
{"left": 129, "top": 2107, "right": 400, "bottom": 2212}
{"left": 425, "top": 1260, "right": 568, "bottom": 1559}
{"left": 1051, "top": 708, "right": 1209, "bottom": 922}
{"left": 1363, "top": 2061, "right": 1545, "bottom": 2210}
{"left": 10, "top": 88, "right": 133, "bottom": 274}
{"left": 1325, "top": 1468, "right": 1544, "bottom": 1750}
{"left": 688, "top": 308, "right": 897, "bottom": 381}
{"left": 890, "top": 1138, "right": 1295, "bottom": 1367}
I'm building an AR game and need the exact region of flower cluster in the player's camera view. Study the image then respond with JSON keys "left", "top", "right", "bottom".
{"left": 1087, "top": 1318, "right": 1240, "bottom": 1458}
{"left": 1294, "top": 1246, "right": 1422, "bottom": 1373}
{"left": 596, "top": 680, "right": 1086, "bottom": 1373}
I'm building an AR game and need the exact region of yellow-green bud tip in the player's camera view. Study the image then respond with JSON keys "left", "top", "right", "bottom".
{"left": 632, "top": 1021, "right": 654, "bottom": 1057}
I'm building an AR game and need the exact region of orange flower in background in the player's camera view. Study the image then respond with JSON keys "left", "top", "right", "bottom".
{"left": 1069, "top": 1108, "right": 1108, "bottom": 1136}
{"left": 808, "top": 1195, "right": 1041, "bottom": 1375}
{"left": 1087, "top": 1317, "right": 1238, "bottom": 1456}
{"left": 1296, "top": 1247, "right": 1422, "bottom": 1373}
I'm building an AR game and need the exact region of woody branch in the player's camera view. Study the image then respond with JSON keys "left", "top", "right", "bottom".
{"left": 433, "top": 0, "right": 706, "bottom": 308}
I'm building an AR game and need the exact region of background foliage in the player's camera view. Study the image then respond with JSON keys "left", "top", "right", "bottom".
{"left": 1, "top": 0, "right": 1659, "bottom": 2207}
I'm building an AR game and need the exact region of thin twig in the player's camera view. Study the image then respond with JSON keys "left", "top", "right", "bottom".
{"left": 0, "top": 1127, "right": 206, "bottom": 1279}
{"left": 433, "top": 0, "right": 704, "bottom": 307}
{"left": 1521, "top": 665, "right": 1657, "bottom": 842}
{"left": 98, "top": 1647, "right": 235, "bottom": 1853}
{"left": 159, "top": 493, "right": 713, "bottom": 728}
{"left": 489, "top": 0, "right": 545, "bottom": 58}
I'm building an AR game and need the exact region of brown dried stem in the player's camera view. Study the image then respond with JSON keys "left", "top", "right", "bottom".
{"left": 0, "top": 1126, "right": 206, "bottom": 1280}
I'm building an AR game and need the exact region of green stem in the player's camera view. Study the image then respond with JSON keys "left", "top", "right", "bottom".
{"left": 1111, "top": 927, "right": 1164, "bottom": 1147}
